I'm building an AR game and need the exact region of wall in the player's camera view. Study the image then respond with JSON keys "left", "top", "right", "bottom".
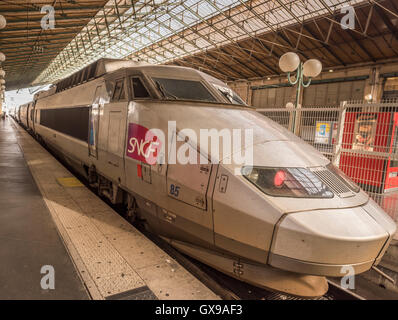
{"left": 228, "top": 60, "right": 398, "bottom": 107}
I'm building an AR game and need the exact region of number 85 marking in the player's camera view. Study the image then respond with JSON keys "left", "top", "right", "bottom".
{"left": 170, "top": 184, "right": 180, "bottom": 197}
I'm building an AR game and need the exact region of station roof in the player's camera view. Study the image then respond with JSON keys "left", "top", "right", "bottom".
{"left": 164, "top": 0, "right": 398, "bottom": 81}
{"left": 0, "top": 0, "right": 109, "bottom": 89}
{"left": 2, "top": 0, "right": 398, "bottom": 89}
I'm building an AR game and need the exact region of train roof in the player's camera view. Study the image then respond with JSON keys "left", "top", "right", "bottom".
{"left": 55, "top": 58, "right": 150, "bottom": 93}
{"left": 125, "top": 64, "right": 227, "bottom": 86}
{"left": 47, "top": 58, "right": 228, "bottom": 97}
{"left": 34, "top": 86, "right": 56, "bottom": 100}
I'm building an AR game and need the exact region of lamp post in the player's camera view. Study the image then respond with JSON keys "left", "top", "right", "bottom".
{"left": 279, "top": 52, "right": 322, "bottom": 134}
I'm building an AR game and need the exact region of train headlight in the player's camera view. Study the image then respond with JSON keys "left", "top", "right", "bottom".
{"left": 273, "top": 170, "right": 286, "bottom": 188}
{"left": 242, "top": 166, "right": 334, "bottom": 198}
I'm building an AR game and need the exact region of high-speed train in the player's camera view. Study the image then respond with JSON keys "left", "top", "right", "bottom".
{"left": 15, "top": 58, "right": 396, "bottom": 297}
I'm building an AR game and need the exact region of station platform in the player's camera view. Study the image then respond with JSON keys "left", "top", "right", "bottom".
{"left": 2, "top": 117, "right": 218, "bottom": 300}
{"left": 0, "top": 118, "right": 88, "bottom": 299}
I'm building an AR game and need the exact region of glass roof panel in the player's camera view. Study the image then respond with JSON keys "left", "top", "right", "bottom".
{"left": 35, "top": 0, "right": 365, "bottom": 84}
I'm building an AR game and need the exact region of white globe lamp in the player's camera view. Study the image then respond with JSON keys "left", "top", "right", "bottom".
{"left": 279, "top": 52, "right": 300, "bottom": 73}
{"left": 286, "top": 102, "right": 294, "bottom": 109}
{"left": 0, "top": 15, "right": 6, "bottom": 29}
{"left": 303, "top": 59, "right": 322, "bottom": 78}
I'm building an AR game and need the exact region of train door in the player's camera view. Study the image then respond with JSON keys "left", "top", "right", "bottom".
{"left": 162, "top": 130, "right": 215, "bottom": 244}
{"left": 103, "top": 78, "right": 128, "bottom": 183}
{"left": 89, "top": 85, "right": 102, "bottom": 158}
{"left": 386, "top": 113, "right": 398, "bottom": 190}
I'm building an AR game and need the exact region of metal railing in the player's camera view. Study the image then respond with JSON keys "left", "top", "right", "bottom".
{"left": 257, "top": 101, "right": 398, "bottom": 221}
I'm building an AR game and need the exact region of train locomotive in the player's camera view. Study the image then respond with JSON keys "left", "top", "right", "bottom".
{"left": 14, "top": 59, "right": 396, "bottom": 297}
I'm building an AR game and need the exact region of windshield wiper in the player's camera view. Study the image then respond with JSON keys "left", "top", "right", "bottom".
{"left": 219, "top": 89, "right": 233, "bottom": 103}
{"left": 155, "top": 81, "right": 178, "bottom": 100}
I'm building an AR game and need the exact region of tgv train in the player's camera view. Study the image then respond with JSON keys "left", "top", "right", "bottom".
{"left": 14, "top": 59, "right": 396, "bottom": 297}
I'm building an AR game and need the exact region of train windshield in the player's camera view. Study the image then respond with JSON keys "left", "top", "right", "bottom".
{"left": 152, "top": 77, "right": 217, "bottom": 103}
{"left": 211, "top": 83, "right": 246, "bottom": 106}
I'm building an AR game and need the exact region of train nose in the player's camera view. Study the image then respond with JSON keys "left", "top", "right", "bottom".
{"left": 268, "top": 199, "right": 396, "bottom": 277}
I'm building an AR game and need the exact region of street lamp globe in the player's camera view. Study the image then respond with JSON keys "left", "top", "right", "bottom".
{"left": 0, "top": 79, "right": 5, "bottom": 85}
{"left": 0, "top": 52, "right": 5, "bottom": 62}
{"left": 286, "top": 102, "right": 294, "bottom": 109}
{"left": 303, "top": 59, "right": 322, "bottom": 78}
{"left": 365, "top": 93, "right": 373, "bottom": 101}
{"left": 0, "top": 15, "right": 6, "bottom": 29}
{"left": 279, "top": 52, "right": 300, "bottom": 73}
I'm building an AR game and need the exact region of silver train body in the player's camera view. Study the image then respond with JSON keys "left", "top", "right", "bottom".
{"left": 16, "top": 59, "right": 396, "bottom": 297}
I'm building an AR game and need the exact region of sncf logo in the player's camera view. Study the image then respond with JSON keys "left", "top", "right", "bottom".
{"left": 126, "top": 123, "right": 161, "bottom": 165}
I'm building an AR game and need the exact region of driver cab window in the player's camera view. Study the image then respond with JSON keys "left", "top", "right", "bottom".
{"left": 211, "top": 82, "right": 246, "bottom": 105}
{"left": 131, "top": 77, "right": 150, "bottom": 98}
{"left": 112, "top": 79, "right": 126, "bottom": 101}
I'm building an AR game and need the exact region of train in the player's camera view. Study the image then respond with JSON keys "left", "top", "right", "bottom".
{"left": 13, "top": 58, "right": 396, "bottom": 298}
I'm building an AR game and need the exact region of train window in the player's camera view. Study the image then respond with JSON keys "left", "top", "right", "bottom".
{"left": 80, "top": 68, "right": 88, "bottom": 83}
{"left": 120, "top": 82, "right": 126, "bottom": 100}
{"left": 112, "top": 79, "right": 125, "bottom": 101}
{"left": 88, "top": 61, "right": 97, "bottom": 79}
{"left": 131, "top": 77, "right": 150, "bottom": 98}
{"left": 71, "top": 73, "right": 78, "bottom": 86}
{"left": 152, "top": 77, "right": 216, "bottom": 102}
{"left": 65, "top": 76, "right": 72, "bottom": 89}
{"left": 40, "top": 107, "right": 90, "bottom": 142}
